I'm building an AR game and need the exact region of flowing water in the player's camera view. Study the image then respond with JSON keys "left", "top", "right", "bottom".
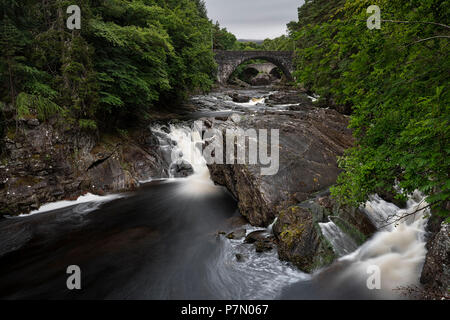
{"left": 283, "top": 191, "right": 429, "bottom": 300}
{"left": 0, "top": 88, "right": 430, "bottom": 300}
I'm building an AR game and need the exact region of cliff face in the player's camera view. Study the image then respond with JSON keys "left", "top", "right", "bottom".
{"left": 421, "top": 218, "right": 450, "bottom": 299}
{"left": 205, "top": 97, "right": 377, "bottom": 272}
{"left": 0, "top": 119, "right": 168, "bottom": 216}
{"left": 208, "top": 105, "right": 354, "bottom": 227}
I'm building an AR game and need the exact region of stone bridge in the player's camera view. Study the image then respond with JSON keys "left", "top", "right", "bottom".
{"left": 245, "top": 63, "right": 278, "bottom": 75}
{"left": 214, "top": 50, "right": 294, "bottom": 84}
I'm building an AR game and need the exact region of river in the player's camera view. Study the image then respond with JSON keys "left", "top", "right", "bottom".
{"left": 0, "top": 87, "right": 429, "bottom": 300}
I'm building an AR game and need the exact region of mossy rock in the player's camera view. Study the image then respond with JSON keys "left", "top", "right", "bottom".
{"left": 274, "top": 204, "right": 336, "bottom": 273}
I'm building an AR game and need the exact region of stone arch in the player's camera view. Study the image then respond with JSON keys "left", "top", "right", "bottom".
{"left": 214, "top": 50, "right": 294, "bottom": 85}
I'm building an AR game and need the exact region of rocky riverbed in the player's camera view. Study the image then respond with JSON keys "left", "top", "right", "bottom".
{"left": 0, "top": 121, "right": 170, "bottom": 216}
{"left": 0, "top": 85, "right": 447, "bottom": 299}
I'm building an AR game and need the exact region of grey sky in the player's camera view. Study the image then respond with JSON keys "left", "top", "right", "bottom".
{"left": 204, "top": 0, "right": 304, "bottom": 39}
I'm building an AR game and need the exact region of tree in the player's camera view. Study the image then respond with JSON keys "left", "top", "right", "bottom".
{"left": 291, "top": 0, "right": 450, "bottom": 220}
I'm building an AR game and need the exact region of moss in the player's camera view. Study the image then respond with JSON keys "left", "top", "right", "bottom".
{"left": 6, "top": 126, "right": 16, "bottom": 140}
{"left": 120, "top": 160, "right": 131, "bottom": 172}
{"left": 0, "top": 155, "right": 8, "bottom": 166}
{"left": 334, "top": 218, "right": 367, "bottom": 246}
{"left": 12, "top": 176, "right": 41, "bottom": 187}
{"left": 310, "top": 223, "right": 337, "bottom": 271}
{"left": 290, "top": 206, "right": 300, "bottom": 214}
{"left": 278, "top": 206, "right": 307, "bottom": 248}
{"left": 310, "top": 246, "right": 336, "bottom": 272}
{"left": 280, "top": 226, "right": 303, "bottom": 248}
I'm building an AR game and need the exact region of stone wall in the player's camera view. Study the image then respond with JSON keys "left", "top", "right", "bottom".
{"left": 214, "top": 50, "right": 294, "bottom": 84}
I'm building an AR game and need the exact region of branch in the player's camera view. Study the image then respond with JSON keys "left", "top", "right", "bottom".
{"left": 380, "top": 19, "right": 450, "bottom": 30}
{"left": 409, "top": 36, "right": 450, "bottom": 45}
{"left": 376, "top": 200, "right": 436, "bottom": 229}
{"left": 355, "top": 19, "right": 450, "bottom": 30}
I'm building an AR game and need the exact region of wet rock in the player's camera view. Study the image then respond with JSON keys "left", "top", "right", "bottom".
{"left": 226, "top": 228, "right": 246, "bottom": 240}
{"left": 421, "top": 221, "right": 450, "bottom": 299}
{"left": 235, "top": 253, "right": 246, "bottom": 262}
{"left": 244, "top": 230, "right": 270, "bottom": 244}
{"left": 208, "top": 106, "right": 354, "bottom": 227}
{"left": 231, "top": 93, "right": 251, "bottom": 103}
{"left": 250, "top": 74, "right": 272, "bottom": 86}
{"left": 26, "top": 119, "right": 40, "bottom": 127}
{"left": 273, "top": 204, "right": 336, "bottom": 272}
{"left": 144, "top": 131, "right": 160, "bottom": 147}
{"left": 255, "top": 240, "right": 274, "bottom": 253}
{"left": 229, "top": 78, "right": 251, "bottom": 88}
{"left": 169, "top": 160, "right": 194, "bottom": 178}
{"left": 0, "top": 123, "right": 168, "bottom": 216}
{"left": 266, "top": 91, "right": 311, "bottom": 105}
{"left": 270, "top": 191, "right": 375, "bottom": 273}
{"left": 243, "top": 230, "right": 275, "bottom": 253}
{"left": 225, "top": 216, "right": 248, "bottom": 229}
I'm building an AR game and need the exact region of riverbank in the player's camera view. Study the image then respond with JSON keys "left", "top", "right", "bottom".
{"left": 0, "top": 85, "right": 447, "bottom": 299}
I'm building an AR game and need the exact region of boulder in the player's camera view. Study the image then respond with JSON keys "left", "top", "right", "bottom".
{"left": 169, "top": 160, "right": 194, "bottom": 178}
{"left": 266, "top": 91, "right": 311, "bottom": 105}
{"left": 244, "top": 230, "right": 270, "bottom": 244}
{"left": 235, "top": 253, "right": 246, "bottom": 262}
{"left": 226, "top": 228, "right": 246, "bottom": 240}
{"left": 255, "top": 240, "right": 274, "bottom": 253}
{"left": 420, "top": 221, "right": 450, "bottom": 299}
{"left": 231, "top": 93, "right": 251, "bottom": 103}
{"left": 0, "top": 123, "right": 168, "bottom": 216}
{"left": 250, "top": 74, "right": 272, "bottom": 86}
{"left": 273, "top": 204, "right": 336, "bottom": 272}
{"left": 229, "top": 78, "right": 251, "bottom": 88}
{"left": 208, "top": 106, "right": 354, "bottom": 227}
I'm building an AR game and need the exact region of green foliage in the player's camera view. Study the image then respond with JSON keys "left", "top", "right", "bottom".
{"left": 0, "top": 101, "right": 5, "bottom": 154}
{"left": 16, "top": 92, "right": 63, "bottom": 121}
{"left": 78, "top": 119, "right": 97, "bottom": 131}
{"left": 260, "top": 36, "right": 295, "bottom": 51}
{"left": 292, "top": 0, "right": 450, "bottom": 219}
{"left": 231, "top": 35, "right": 294, "bottom": 52}
{"left": 229, "top": 59, "right": 265, "bottom": 83}
{"left": 234, "top": 41, "right": 261, "bottom": 51}
{"left": 0, "top": 0, "right": 216, "bottom": 128}
{"left": 212, "top": 22, "right": 237, "bottom": 50}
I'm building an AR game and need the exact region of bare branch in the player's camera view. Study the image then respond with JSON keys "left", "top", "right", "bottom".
{"left": 355, "top": 19, "right": 450, "bottom": 30}
{"left": 410, "top": 36, "right": 450, "bottom": 45}
{"left": 376, "top": 200, "right": 433, "bottom": 229}
{"left": 380, "top": 19, "right": 450, "bottom": 30}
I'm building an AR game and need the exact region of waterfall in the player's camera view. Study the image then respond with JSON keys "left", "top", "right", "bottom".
{"left": 152, "top": 123, "right": 220, "bottom": 196}
{"left": 166, "top": 124, "right": 207, "bottom": 176}
{"left": 151, "top": 120, "right": 431, "bottom": 298}
{"left": 336, "top": 191, "right": 429, "bottom": 296}
{"left": 319, "top": 221, "right": 358, "bottom": 257}
{"left": 207, "top": 225, "right": 309, "bottom": 300}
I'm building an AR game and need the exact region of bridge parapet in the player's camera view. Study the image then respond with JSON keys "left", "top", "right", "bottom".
{"left": 214, "top": 50, "right": 294, "bottom": 84}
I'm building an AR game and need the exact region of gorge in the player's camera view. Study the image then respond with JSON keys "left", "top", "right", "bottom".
{"left": 0, "top": 86, "right": 445, "bottom": 299}
{"left": 0, "top": 0, "right": 448, "bottom": 302}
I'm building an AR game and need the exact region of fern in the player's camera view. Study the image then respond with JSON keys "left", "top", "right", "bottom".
{"left": 78, "top": 119, "right": 97, "bottom": 131}
{"left": 16, "top": 92, "right": 63, "bottom": 121}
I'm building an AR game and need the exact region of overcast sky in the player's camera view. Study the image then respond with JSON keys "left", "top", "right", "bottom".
{"left": 204, "top": 0, "right": 304, "bottom": 39}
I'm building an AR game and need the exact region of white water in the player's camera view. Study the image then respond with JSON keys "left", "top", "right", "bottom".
{"left": 307, "top": 94, "right": 320, "bottom": 102}
{"left": 233, "top": 97, "right": 266, "bottom": 107}
{"left": 319, "top": 221, "right": 358, "bottom": 257}
{"left": 152, "top": 123, "right": 221, "bottom": 196}
{"left": 8, "top": 193, "right": 123, "bottom": 218}
{"left": 153, "top": 120, "right": 430, "bottom": 299}
{"left": 335, "top": 191, "right": 429, "bottom": 296}
{"left": 208, "top": 225, "right": 309, "bottom": 299}
{"left": 156, "top": 123, "right": 308, "bottom": 298}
